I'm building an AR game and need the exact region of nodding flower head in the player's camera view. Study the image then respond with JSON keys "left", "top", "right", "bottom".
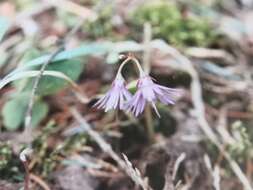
{"left": 94, "top": 54, "right": 181, "bottom": 117}
{"left": 125, "top": 75, "right": 182, "bottom": 117}
{"left": 94, "top": 77, "right": 132, "bottom": 112}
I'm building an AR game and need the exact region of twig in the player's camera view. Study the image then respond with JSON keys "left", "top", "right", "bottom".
{"left": 24, "top": 47, "right": 64, "bottom": 135}
{"left": 185, "top": 47, "right": 235, "bottom": 65}
{"left": 122, "top": 153, "right": 150, "bottom": 189}
{"left": 246, "top": 157, "right": 252, "bottom": 183}
{"left": 204, "top": 154, "right": 221, "bottom": 190}
{"left": 216, "top": 107, "right": 235, "bottom": 145}
{"left": 23, "top": 161, "right": 30, "bottom": 190}
{"left": 163, "top": 153, "right": 186, "bottom": 190}
{"left": 20, "top": 148, "right": 33, "bottom": 190}
{"left": 30, "top": 174, "right": 51, "bottom": 190}
{"left": 172, "top": 153, "right": 186, "bottom": 181}
{"left": 23, "top": 30, "right": 71, "bottom": 139}
{"left": 70, "top": 108, "right": 152, "bottom": 190}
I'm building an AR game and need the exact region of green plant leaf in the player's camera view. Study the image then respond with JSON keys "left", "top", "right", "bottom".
{"left": 0, "top": 70, "right": 78, "bottom": 90}
{"left": 13, "top": 42, "right": 111, "bottom": 74}
{"left": 37, "top": 59, "right": 83, "bottom": 95}
{"left": 2, "top": 95, "right": 27, "bottom": 130}
{"left": 31, "top": 100, "right": 49, "bottom": 127}
{"left": 0, "top": 51, "right": 8, "bottom": 67}
{"left": 1, "top": 95, "right": 48, "bottom": 130}
{"left": 13, "top": 49, "right": 41, "bottom": 91}
{"left": 22, "top": 59, "right": 83, "bottom": 95}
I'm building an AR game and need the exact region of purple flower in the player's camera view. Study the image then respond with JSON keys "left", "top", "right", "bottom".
{"left": 94, "top": 78, "right": 132, "bottom": 112}
{"left": 125, "top": 76, "right": 181, "bottom": 117}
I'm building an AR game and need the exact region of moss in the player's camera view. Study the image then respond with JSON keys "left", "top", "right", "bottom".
{"left": 227, "top": 121, "right": 253, "bottom": 163}
{"left": 31, "top": 121, "right": 88, "bottom": 177}
{"left": 132, "top": 1, "right": 217, "bottom": 47}
{"left": 0, "top": 142, "right": 12, "bottom": 170}
{"left": 83, "top": 5, "right": 115, "bottom": 39}
{"left": 0, "top": 142, "right": 23, "bottom": 182}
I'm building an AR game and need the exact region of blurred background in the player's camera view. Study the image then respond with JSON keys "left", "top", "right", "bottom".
{"left": 0, "top": 0, "right": 253, "bottom": 189}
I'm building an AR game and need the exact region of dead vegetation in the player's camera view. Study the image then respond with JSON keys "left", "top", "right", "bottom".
{"left": 0, "top": 0, "right": 253, "bottom": 190}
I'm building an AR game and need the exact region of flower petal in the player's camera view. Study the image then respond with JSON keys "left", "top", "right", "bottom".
{"left": 135, "top": 96, "right": 146, "bottom": 116}
{"left": 94, "top": 92, "right": 110, "bottom": 109}
{"left": 94, "top": 78, "right": 132, "bottom": 112}
{"left": 151, "top": 102, "right": 160, "bottom": 117}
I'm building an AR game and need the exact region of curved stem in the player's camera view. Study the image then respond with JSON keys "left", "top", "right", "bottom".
{"left": 131, "top": 57, "right": 146, "bottom": 77}
{"left": 115, "top": 55, "right": 146, "bottom": 80}
{"left": 23, "top": 161, "right": 30, "bottom": 190}
{"left": 115, "top": 57, "right": 131, "bottom": 79}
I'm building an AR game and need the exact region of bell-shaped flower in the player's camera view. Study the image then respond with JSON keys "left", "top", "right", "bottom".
{"left": 125, "top": 75, "right": 181, "bottom": 117}
{"left": 94, "top": 77, "right": 132, "bottom": 112}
